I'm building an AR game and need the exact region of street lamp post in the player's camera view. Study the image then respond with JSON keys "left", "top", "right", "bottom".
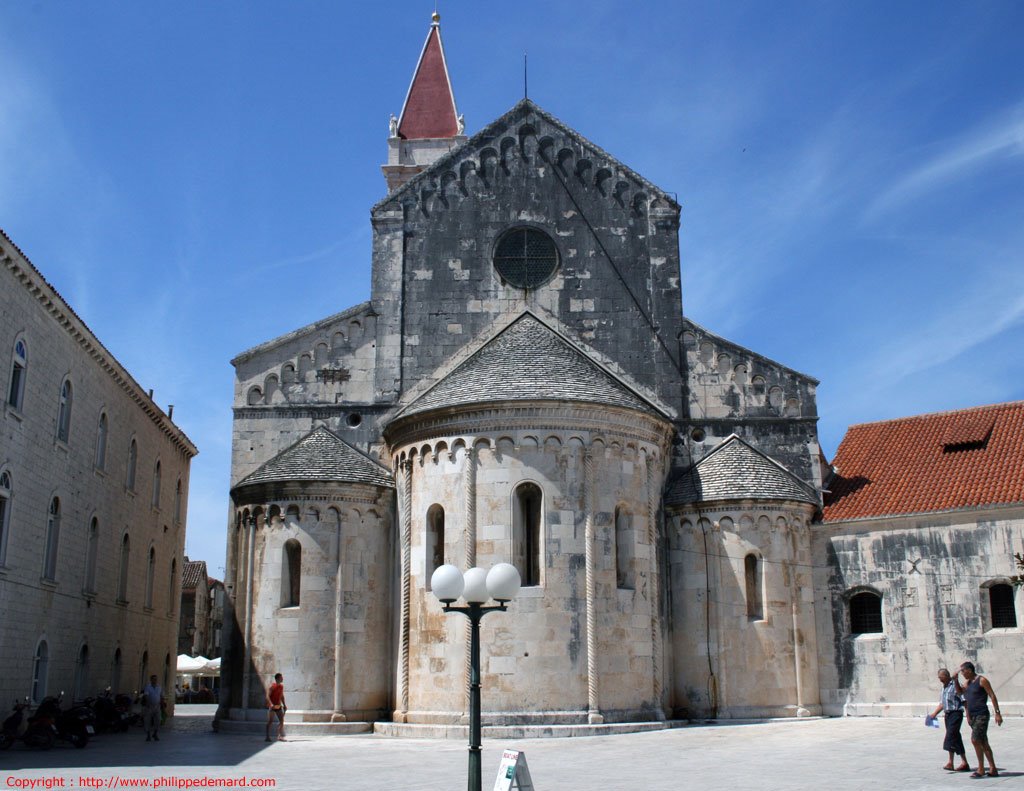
{"left": 430, "top": 563, "right": 521, "bottom": 791}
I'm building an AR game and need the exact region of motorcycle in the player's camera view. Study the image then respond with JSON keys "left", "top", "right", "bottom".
{"left": 32, "top": 693, "right": 90, "bottom": 748}
{"left": 1, "top": 699, "right": 55, "bottom": 750}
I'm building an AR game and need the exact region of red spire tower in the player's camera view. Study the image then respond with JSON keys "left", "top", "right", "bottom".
{"left": 383, "top": 12, "right": 466, "bottom": 193}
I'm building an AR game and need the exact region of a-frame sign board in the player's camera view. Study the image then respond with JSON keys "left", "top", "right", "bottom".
{"left": 492, "top": 749, "right": 535, "bottom": 791}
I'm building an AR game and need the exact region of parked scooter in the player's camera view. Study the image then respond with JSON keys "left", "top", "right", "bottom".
{"left": 1, "top": 699, "right": 55, "bottom": 750}
{"left": 32, "top": 693, "right": 90, "bottom": 748}
{"left": 89, "top": 688, "right": 130, "bottom": 733}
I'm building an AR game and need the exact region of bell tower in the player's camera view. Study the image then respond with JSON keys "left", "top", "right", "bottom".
{"left": 382, "top": 12, "right": 467, "bottom": 193}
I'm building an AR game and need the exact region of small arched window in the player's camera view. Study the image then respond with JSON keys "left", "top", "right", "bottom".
{"left": 174, "top": 478, "right": 183, "bottom": 524}
{"left": 989, "top": 583, "right": 1017, "bottom": 629}
{"left": 849, "top": 591, "right": 883, "bottom": 634}
{"left": 95, "top": 413, "right": 108, "bottom": 470}
{"left": 0, "top": 470, "right": 11, "bottom": 566}
{"left": 281, "top": 539, "right": 301, "bottom": 608}
{"left": 117, "top": 533, "right": 131, "bottom": 602}
{"left": 426, "top": 505, "right": 445, "bottom": 587}
{"left": 512, "top": 482, "right": 542, "bottom": 587}
{"left": 126, "top": 439, "right": 138, "bottom": 491}
{"left": 151, "top": 461, "right": 161, "bottom": 509}
{"left": 74, "top": 644, "right": 90, "bottom": 701}
{"left": 31, "top": 639, "right": 49, "bottom": 703}
{"left": 145, "top": 547, "right": 156, "bottom": 609}
{"left": 7, "top": 338, "right": 27, "bottom": 410}
{"left": 615, "top": 507, "right": 635, "bottom": 589}
{"left": 56, "top": 379, "right": 73, "bottom": 443}
{"left": 43, "top": 496, "right": 61, "bottom": 581}
{"left": 84, "top": 517, "right": 99, "bottom": 594}
{"left": 745, "top": 554, "right": 763, "bottom": 619}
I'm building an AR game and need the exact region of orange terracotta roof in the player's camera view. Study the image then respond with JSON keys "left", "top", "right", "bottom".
{"left": 822, "top": 401, "right": 1024, "bottom": 522}
{"left": 397, "top": 17, "right": 459, "bottom": 140}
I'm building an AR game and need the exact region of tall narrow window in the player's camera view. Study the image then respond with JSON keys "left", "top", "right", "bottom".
{"left": 74, "top": 644, "right": 90, "bottom": 701}
{"left": 151, "top": 461, "right": 161, "bottom": 508}
{"left": 145, "top": 547, "right": 156, "bottom": 609}
{"left": 174, "top": 478, "right": 183, "bottom": 523}
{"left": 31, "top": 640, "right": 49, "bottom": 703}
{"left": 7, "top": 339, "right": 26, "bottom": 410}
{"left": 615, "top": 507, "right": 635, "bottom": 589}
{"left": 84, "top": 517, "right": 99, "bottom": 594}
{"left": 56, "top": 379, "right": 73, "bottom": 443}
{"left": 849, "top": 591, "right": 883, "bottom": 634}
{"left": 281, "top": 539, "right": 301, "bottom": 607}
{"left": 0, "top": 470, "right": 11, "bottom": 566}
{"left": 95, "top": 413, "right": 108, "bottom": 470}
{"left": 163, "top": 654, "right": 171, "bottom": 691}
{"left": 512, "top": 482, "right": 542, "bottom": 587}
{"left": 425, "top": 505, "right": 445, "bottom": 587}
{"left": 168, "top": 559, "right": 177, "bottom": 614}
{"left": 990, "top": 583, "right": 1017, "bottom": 628}
{"left": 126, "top": 440, "right": 138, "bottom": 491}
{"left": 138, "top": 650, "right": 149, "bottom": 691}
{"left": 111, "top": 648, "right": 122, "bottom": 693}
{"left": 745, "top": 554, "right": 763, "bottom": 619}
{"left": 117, "top": 533, "right": 130, "bottom": 602}
{"left": 43, "top": 497, "right": 61, "bottom": 580}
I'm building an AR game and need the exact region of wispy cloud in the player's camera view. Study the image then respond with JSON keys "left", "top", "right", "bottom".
{"left": 866, "top": 107, "right": 1024, "bottom": 219}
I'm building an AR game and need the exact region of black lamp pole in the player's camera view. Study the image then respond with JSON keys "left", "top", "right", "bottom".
{"left": 442, "top": 601, "right": 508, "bottom": 791}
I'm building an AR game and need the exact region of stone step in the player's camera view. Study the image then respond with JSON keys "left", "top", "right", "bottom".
{"left": 216, "top": 719, "right": 373, "bottom": 736}
{"left": 374, "top": 720, "right": 688, "bottom": 739}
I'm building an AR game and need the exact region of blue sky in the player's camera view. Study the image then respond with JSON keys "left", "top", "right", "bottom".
{"left": 3, "top": 1, "right": 1023, "bottom": 573}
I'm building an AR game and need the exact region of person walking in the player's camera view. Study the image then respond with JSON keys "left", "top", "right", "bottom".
{"left": 265, "top": 673, "right": 287, "bottom": 743}
{"left": 960, "top": 661, "right": 1003, "bottom": 778}
{"left": 928, "top": 668, "right": 970, "bottom": 772}
{"left": 140, "top": 674, "right": 163, "bottom": 742}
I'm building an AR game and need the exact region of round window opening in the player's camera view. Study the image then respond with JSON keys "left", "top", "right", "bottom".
{"left": 492, "top": 227, "right": 558, "bottom": 288}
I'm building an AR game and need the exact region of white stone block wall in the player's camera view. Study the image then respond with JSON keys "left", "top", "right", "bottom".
{"left": 668, "top": 502, "right": 819, "bottom": 719}
{"left": 0, "top": 236, "right": 196, "bottom": 708}
{"left": 813, "top": 506, "right": 1024, "bottom": 716}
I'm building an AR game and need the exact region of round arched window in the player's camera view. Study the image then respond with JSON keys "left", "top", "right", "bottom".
{"left": 492, "top": 227, "right": 558, "bottom": 288}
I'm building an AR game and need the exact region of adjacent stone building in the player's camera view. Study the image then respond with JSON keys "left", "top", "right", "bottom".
{"left": 178, "top": 557, "right": 210, "bottom": 656}
{"left": 818, "top": 402, "right": 1024, "bottom": 716}
{"left": 0, "top": 228, "right": 197, "bottom": 705}
{"left": 219, "top": 15, "right": 1021, "bottom": 726}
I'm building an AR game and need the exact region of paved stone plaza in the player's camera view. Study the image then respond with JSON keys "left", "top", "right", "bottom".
{"left": 0, "top": 708, "right": 1017, "bottom": 790}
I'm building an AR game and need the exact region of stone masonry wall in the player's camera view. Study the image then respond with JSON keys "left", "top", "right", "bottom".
{"left": 0, "top": 237, "right": 194, "bottom": 708}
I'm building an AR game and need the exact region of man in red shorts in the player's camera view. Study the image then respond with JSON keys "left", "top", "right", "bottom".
{"left": 265, "top": 673, "right": 287, "bottom": 742}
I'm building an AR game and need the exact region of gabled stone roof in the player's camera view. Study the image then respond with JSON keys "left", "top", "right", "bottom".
{"left": 233, "top": 426, "right": 393, "bottom": 490}
{"left": 823, "top": 401, "right": 1024, "bottom": 522}
{"left": 666, "top": 435, "right": 818, "bottom": 507}
{"left": 397, "top": 313, "right": 664, "bottom": 419}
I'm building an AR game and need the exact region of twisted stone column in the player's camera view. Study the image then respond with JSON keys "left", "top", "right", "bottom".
{"left": 583, "top": 446, "right": 603, "bottom": 724}
{"left": 463, "top": 446, "right": 477, "bottom": 714}
{"left": 647, "top": 452, "right": 664, "bottom": 717}
{"left": 395, "top": 459, "right": 413, "bottom": 721}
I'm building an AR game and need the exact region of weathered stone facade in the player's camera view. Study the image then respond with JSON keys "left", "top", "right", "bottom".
{"left": 220, "top": 19, "right": 1022, "bottom": 728}
{"left": 0, "top": 229, "right": 197, "bottom": 707}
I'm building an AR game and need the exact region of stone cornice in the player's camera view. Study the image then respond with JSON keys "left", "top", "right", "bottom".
{"left": 1, "top": 232, "right": 198, "bottom": 458}
{"left": 385, "top": 400, "right": 673, "bottom": 451}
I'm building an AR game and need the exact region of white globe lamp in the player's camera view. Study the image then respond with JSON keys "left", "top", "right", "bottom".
{"left": 430, "top": 564, "right": 465, "bottom": 603}
{"left": 486, "top": 563, "right": 521, "bottom": 603}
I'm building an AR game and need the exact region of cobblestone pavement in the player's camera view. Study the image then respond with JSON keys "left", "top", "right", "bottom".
{"left": 1, "top": 712, "right": 1017, "bottom": 790}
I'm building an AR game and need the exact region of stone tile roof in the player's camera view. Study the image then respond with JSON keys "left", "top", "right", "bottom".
{"left": 666, "top": 435, "right": 818, "bottom": 507}
{"left": 399, "top": 314, "right": 661, "bottom": 418}
{"left": 233, "top": 426, "right": 394, "bottom": 490}
{"left": 182, "top": 559, "right": 208, "bottom": 591}
{"left": 823, "top": 401, "right": 1024, "bottom": 522}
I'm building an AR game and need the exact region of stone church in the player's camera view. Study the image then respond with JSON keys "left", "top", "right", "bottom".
{"left": 220, "top": 15, "right": 1022, "bottom": 727}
